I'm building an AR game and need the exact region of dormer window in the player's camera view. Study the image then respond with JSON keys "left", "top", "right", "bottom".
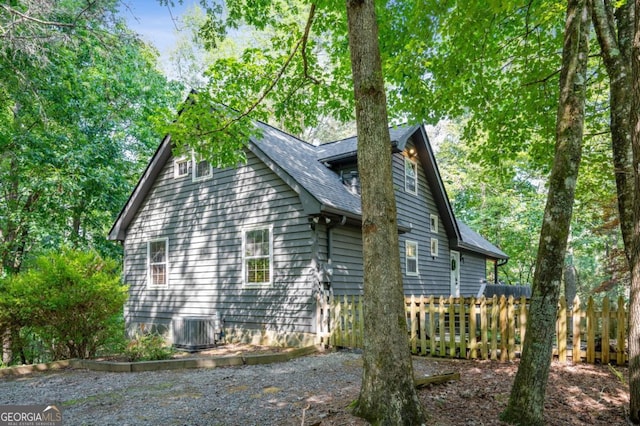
{"left": 404, "top": 157, "right": 417, "bottom": 195}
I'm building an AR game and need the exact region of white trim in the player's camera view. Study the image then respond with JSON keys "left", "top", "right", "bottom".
{"left": 192, "top": 152, "right": 213, "bottom": 182}
{"left": 242, "top": 224, "right": 274, "bottom": 287}
{"left": 147, "top": 238, "right": 169, "bottom": 288}
{"left": 405, "top": 240, "right": 419, "bottom": 276}
{"left": 174, "top": 157, "right": 189, "bottom": 178}
{"left": 430, "top": 214, "right": 439, "bottom": 234}
{"left": 430, "top": 238, "right": 439, "bottom": 257}
{"left": 404, "top": 157, "right": 418, "bottom": 195}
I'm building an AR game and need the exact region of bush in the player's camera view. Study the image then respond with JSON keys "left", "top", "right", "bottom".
{"left": 124, "top": 332, "right": 174, "bottom": 362}
{"left": 0, "top": 248, "right": 128, "bottom": 362}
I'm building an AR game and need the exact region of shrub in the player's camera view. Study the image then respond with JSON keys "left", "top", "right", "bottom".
{"left": 0, "top": 248, "right": 128, "bottom": 362}
{"left": 124, "top": 332, "right": 174, "bottom": 362}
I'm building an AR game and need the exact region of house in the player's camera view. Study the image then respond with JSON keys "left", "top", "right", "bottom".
{"left": 108, "top": 122, "right": 508, "bottom": 348}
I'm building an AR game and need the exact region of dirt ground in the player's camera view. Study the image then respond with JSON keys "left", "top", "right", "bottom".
{"left": 97, "top": 344, "right": 630, "bottom": 425}
{"left": 321, "top": 358, "right": 630, "bottom": 426}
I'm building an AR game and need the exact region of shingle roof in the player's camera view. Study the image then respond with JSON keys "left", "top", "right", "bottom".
{"left": 252, "top": 122, "right": 508, "bottom": 260}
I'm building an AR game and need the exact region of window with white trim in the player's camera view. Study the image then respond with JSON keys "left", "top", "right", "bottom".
{"left": 147, "top": 238, "right": 169, "bottom": 287}
{"left": 430, "top": 238, "right": 439, "bottom": 257}
{"left": 404, "top": 157, "right": 417, "bottom": 194}
{"left": 192, "top": 153, "right": 212, "bottom": 181}
{"left": 430, "top": 214, "right": 439, "bottom": 234}
{"left": 243, "top": 226, "right": 273, "bottom": 285}
{"left": 406, "top": 240, "right": 418, "bottom": 276}
{"left": 174, "top": 157, "right": 189, "bottom": 178}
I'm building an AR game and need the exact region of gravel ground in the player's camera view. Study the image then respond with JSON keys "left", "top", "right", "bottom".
{"left": 1, "top": 350, "right": 431, "bottom": 426}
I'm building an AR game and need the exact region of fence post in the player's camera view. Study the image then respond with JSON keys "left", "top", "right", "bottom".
{"left": 519, "top": 296, "right": 527, "bottom": 357}
{"left": 572, "top": 295, "right": 581, "bottom": 363}
{"left": 448, "top": 296, "right": 456, "bottom": 357}
{"left": 617, "top": 295, "right": 626, "bottom": 365}
{"left": 428, "top": 295, "right": 436, "bottom": 356}
{"left": 410, "top": 295, "right": 417, "bottom": 354}
{"left": 507, "top": 296, "right": 515, "bottom": 361}
{"left": 558, "top": 296, "right": 567, "bottom": 362}
{"left": 499, "top": 295, "right": 508, "bottom": 362}
{"left": 439, "top": 296, "right": 446, "bottom": 357}
{"left": 586, "top": 296, "right": 595, "bottom": 364}
{"left": 481, "top": 296, "right": 488, "bottom": 360}
{"left": 491, "top": 295, "right": 498, "bottom": 361}
{"left": 469, "top": 297, "right": 477, "bottom": 359}
{"left": 601, "top": 296, "right": 610, "bottom": 364}
{"left": 420, "top": 295, "right": 427, "bottom": 356}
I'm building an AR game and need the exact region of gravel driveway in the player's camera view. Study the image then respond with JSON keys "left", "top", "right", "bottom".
{"left": 0, "top": 350, "right": 396, "bottom": 425}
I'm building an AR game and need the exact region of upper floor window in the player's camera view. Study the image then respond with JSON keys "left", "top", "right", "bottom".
{"left": 430, "top": 214, "right": 439, "bottom": 234}
{"left": 192, "top": 153, "right": 212, "bottom": 182}
{"left": 148, "top": 238, "right": 169, "bottom": 287}
{"left": 174, "top": 157, "right": 189, "bottom": 178}
{"left": 243, "top": 225, "right": 273, "bottom": 286}
{"left": 404, "top": 157, "right": 417, "bottom": 195}
{"left": 406, "top": 240, "right": 419, "bottom": 276}
{"left": 430, "top": 238, "right": 439, "bottom": 257}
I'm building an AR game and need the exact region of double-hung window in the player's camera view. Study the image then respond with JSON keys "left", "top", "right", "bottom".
{"left": 174, "top": 157, "right": 189, "bottom": 178}
{"left": 406, "top": 240, "right": 418, "bottom": 276}
{"left": 404, "top": 157, "right": 418, "bottom": 195}
{"left": 148, "top": 238, "right": 169, "bottom": 287}
{"left": 192, "top": 153, "right": 212, "bottom": 182}
{"left": 243, "top": 226, "right": 273, "bottom": 286}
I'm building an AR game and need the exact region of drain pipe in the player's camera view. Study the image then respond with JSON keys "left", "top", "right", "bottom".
{"left": 326, "top": 215, "right": 347, "bottom": 265}
{"left": 495, "top": 258, "right": 509, "bottom": 284}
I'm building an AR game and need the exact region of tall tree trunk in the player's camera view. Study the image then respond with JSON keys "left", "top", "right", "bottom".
{"left": 628, "top": 1, "right": 640, "bottom": 421}
{"left": 592, "top": 0, "right": 634, "bottom": 264}
{"left": 345, "top": 0, "right": 426, "bottom": 424}
{"left": 501, "top": 1, "right": 589, "bottom": 424}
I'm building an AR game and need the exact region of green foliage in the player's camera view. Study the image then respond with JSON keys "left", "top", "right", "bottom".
{"left": 0, "top": 1, "right": 183, "bottom": 273}
{"left": 0, "top": 248, "right": 128, "bottom": 362}
{"left": 124, "top": 332, "right": 174, "bottom": 362}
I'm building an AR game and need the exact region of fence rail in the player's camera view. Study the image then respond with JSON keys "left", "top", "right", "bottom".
{"left": 328, "top": 294, "right": 628, "bottom": 365}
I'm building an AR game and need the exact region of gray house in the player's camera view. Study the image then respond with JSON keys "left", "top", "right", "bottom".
{"left": 108, "top": 122, "right": 507, "bottom": 347}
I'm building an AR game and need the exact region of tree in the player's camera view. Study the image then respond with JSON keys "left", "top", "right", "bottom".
{"left": 501, "top": 0, "right": 590, "bottom": 423}
{"left": 164, "top": 0, "right": 425, "bottom": 422}
{"left": 0, "top": 0, "right": 182, "bottom": 272}
{"left": 345, "top": 0, "right": 426, "bottom": 423}
{"left": 628, "top": 0, "right": 640, "bottom": 421}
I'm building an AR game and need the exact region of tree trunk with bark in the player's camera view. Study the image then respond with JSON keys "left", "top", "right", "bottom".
{"left": 592, "top": 0, "right": 635, "bottom": 265}
{"left": 628, "top": 1, "right": 640, "bottom": 421}
{"left": 345, "top": 0, "right": 426, "bottom": 424}
{"left": 501, "top": 1, "right": 589, "bottom": 424}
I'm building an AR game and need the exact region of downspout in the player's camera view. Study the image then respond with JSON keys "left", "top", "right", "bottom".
{"left": 495, "top": 258, "right": 509, "bottom": 284}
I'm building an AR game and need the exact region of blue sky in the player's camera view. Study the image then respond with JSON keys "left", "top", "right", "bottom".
{"left": 118, "top": 0, "right": 196, "bottom": 57}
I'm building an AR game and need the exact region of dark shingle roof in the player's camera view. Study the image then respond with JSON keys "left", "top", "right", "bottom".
{"left": 253, "top": 122, "right": 507, "bottom": 260}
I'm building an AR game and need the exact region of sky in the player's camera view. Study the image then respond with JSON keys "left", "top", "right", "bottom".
{"left": 118, "top": 0, "right": 196, "bottom": 60}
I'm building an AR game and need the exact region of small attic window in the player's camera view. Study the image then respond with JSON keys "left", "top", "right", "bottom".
{"left": 192, "top": 153, "right": 212, "bottom": 182}
{"left": 404, "top": 157, "right": 417, "bottom": 195}
{"left": 174, "top": 157, "right": 188, "bottom": 178}
{"left": 430, "top": 214, "right": 439, "bottom": 234}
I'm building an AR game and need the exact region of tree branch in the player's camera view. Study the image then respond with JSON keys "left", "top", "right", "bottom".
{"left": 207, "top": 3, "right": 318, "bottom": 135}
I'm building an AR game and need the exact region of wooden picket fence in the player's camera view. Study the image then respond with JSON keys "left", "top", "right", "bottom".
{"left": 328, "top": 294, "right": 628, "bottom": 365}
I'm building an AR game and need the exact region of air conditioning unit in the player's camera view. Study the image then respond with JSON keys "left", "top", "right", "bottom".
{"left": 172, "top": 315, "right": 221, "bottom": 352}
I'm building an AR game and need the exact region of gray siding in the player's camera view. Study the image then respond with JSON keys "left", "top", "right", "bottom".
{"left": 123, "top": 151, "right": 316, "bottom": 335}
{"left": 394, "top": 140, "right": 451, "bottom": 296}
{"left": 328, "top": 225, "right": 363, "bottom": 296}
{"left": 459, "top": 252, "right": 487, "bottom": 296}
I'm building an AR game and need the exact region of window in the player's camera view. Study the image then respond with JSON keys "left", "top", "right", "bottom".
{"left": 430, "top": 238, "right": 439, "bottom": 257}
{"left": 174, "top": 157, "right": 189, "bottom": 178}
{"left": 404, "top": 157, "right": 417, "bottom": 194}
{"left": 243, "top": 226, "right": 273, "bottom": 285}
{"left": 406, "top": 240, "right": 418, "bottom": 276}
{"left": 148, "top": 238, "right": 169, "bottom": 287}
{"left": 192, "top": 153, "right": 212, "bottom": 181}
{"left": 430, "top": 214, "right": 439, "bottom": 234}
